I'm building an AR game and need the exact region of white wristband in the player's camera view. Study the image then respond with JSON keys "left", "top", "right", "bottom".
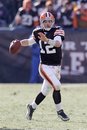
{"left": 48, "top": 39, "right": 56, "bottom": 46}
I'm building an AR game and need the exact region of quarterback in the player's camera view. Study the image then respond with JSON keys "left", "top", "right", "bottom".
{"left": 9, "top": 12, "right": 70, "bottom": 121}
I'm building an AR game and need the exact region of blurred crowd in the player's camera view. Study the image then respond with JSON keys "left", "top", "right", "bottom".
{"left": 0, "top": 0, "right": 87, "bottom": 29}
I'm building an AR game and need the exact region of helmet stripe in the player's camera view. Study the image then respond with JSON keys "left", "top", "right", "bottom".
{"left": 47, "top": 12, "right": 50, "bottom": 18}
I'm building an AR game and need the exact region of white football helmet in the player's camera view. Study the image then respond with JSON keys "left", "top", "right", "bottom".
{"left": 40, "top": 12, "right": 55, "bottom": 31}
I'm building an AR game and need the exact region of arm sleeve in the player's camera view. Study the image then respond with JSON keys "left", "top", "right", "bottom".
{"left": 21, "top": 37, "right": 36, "bottom": 46}
{"left": 27, "top": 37, "right": 36, "bottom": 45}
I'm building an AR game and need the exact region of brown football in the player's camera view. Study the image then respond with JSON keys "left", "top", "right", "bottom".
{"left": 9, "top": 39, "right": 21, "bottom": 54}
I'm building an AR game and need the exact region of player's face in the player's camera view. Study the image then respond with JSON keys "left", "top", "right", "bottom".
{"left": 42, "top": 20, "right": 53, "bottom": 30}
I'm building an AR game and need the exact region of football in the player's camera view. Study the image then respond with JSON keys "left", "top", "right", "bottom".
{"left": 9, "top": 39, "right": 21, "bottom": 54}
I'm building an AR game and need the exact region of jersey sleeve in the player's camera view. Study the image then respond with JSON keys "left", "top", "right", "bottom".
{"left": 32, "top": 28, "right": 43, "bottom": 43}
{"left": 32, "top": 29, "right": 39, "bottom": 43}
{"left": 54, "top": 26, "right": 65, "bottom": 41}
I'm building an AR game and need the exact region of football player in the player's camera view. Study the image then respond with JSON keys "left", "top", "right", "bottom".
{"left": 10, "top": 12, "right": 70, "bottom": 121}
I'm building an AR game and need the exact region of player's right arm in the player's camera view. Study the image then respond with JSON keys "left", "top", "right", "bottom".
{"left": 9, "top": 36, "right": 36, "bottom": 54}
{"left": 9, "top": 28, "right": 39, "bottom": 54}
{"left": 20, "top": 36, "right": 36, "bottom": 46}
{"left": 20, "top": 28, "right": 41, "bottom": 46}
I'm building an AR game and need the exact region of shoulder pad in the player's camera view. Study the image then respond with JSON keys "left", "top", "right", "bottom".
{"left": 33, "top": 27, "right": 43, "bottom": 35}
{"left": 33, "top": 27, "right": 41, "bottom": 32}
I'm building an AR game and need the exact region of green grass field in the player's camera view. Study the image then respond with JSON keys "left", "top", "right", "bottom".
{"left": 0, "top": 84, "right": 87, "bottom": 130}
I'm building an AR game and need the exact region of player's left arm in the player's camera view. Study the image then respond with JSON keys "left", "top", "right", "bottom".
{"left": 38, "top": 29, "right": 65, "bottom": 48}
{"left": 53, "top": 29, "right": 65, "bottom": 47}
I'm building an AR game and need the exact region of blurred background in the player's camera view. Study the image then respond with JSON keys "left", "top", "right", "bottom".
{"left": 0, "top": 0, "right": 87, "bottom": 83}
